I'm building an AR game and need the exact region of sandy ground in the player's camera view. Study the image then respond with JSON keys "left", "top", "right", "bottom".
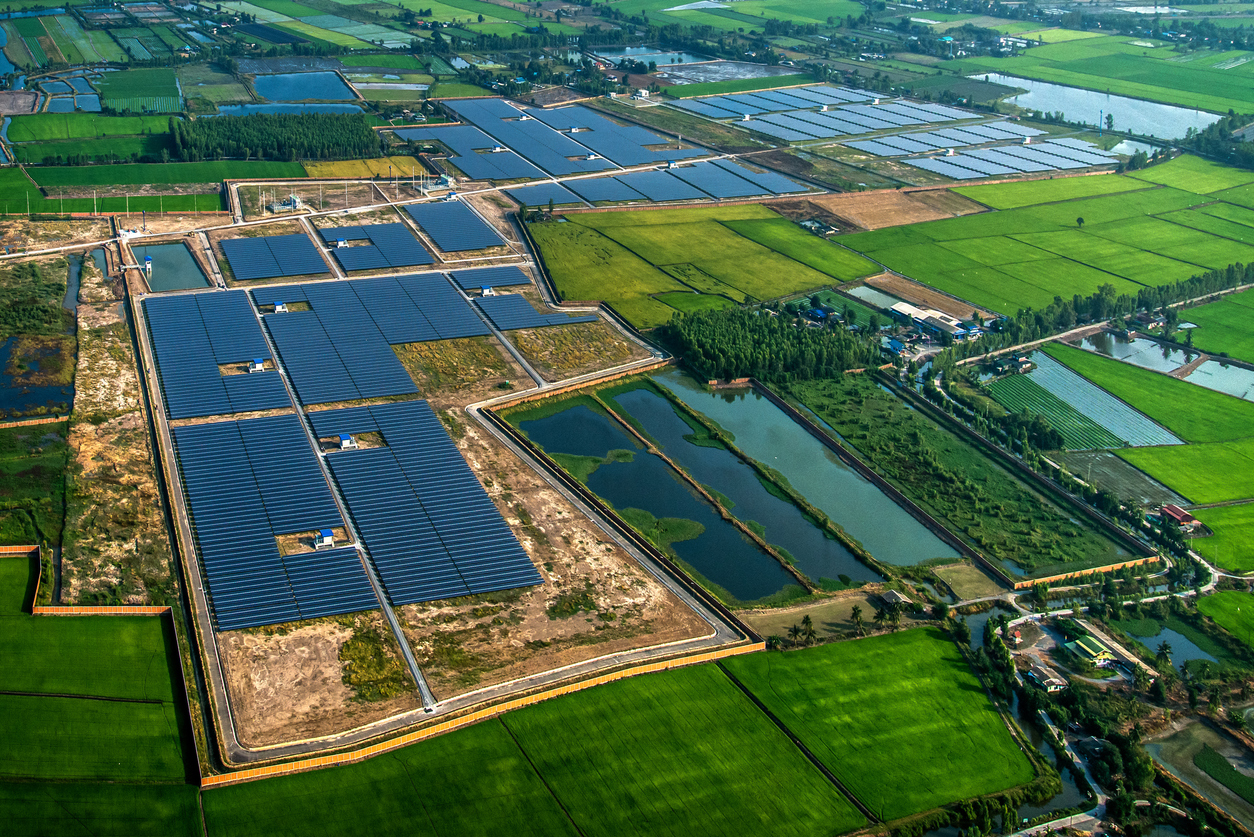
{"left": 61, "top": 264, "right": 173, "bottom": 603}
{"left": 219, "top": 612, "right": 422, "bottom": 748}
{"left": 933, "top": 562, "right": 1008, "bottom": 601}
{"left": 462, "top": 191, "right": 522, "bottom": 246}
{"left": 866, "top": 272, "right": 998, "bottom": 321}
{"left": 239, "top": 182, "right": 381, "bottom": 221}
{"left": 791, "top": 188, "right": 984, "bottom": 231}
{"left": 0, "top": 91, "right": 38, "bottom": 114}
{"left": 0, "top": 218, "right": 112, "bottom": 250}
{"left": 400, "top": 412, "right": 711, "bottom": 702}
{"left": 394, "top": 334, "right": 529, "bottom": 411}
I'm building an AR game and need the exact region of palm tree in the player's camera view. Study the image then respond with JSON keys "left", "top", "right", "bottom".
{"left": 787, "top": 624, "right": 801, "bottom": 646}
{"left": 850, "top": 605, "right": 864, "bottom": 636}
{"left": 873, "top": 607, "right": 887, "bottom": 630}
{"left": 800, "top": 614, "right": 817, "bottom": 645}
{"left": 1156, "top": 640, "right": 1173, "bottom": 668}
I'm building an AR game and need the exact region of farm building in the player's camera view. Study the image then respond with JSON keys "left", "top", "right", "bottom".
{"left": 1027, "top": 664, "right": 1067, "bottom": 692}
{"left": 889, "top": 302, "right": 970, "bottom": 340}
{"left": 881, "top": 589, "right": 911, "bottom": 607}
{"left": 1159, "top": 504, "right": 1201, "bottom": 532}
{"left": 1067, "top": 635, "right": 1115, "bottom": 667}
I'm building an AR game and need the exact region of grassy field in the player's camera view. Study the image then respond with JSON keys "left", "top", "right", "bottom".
{"left": 1182, "top": 289, "right": 1254, "bottom": 364}
{"left": 205, "top": 663, "right": 862, "bottom": 837}
{"left": 303, "top": 156, "right": 424, "bottom": 178}
{"left": 31, "top": 161, "right": 306, "bottom": 187}
{"left": 0, "top": 421, "right": 68, "bottom": 546}
{"left": 953, "top": 174, "right": 1153, "bottom": 210}
{"left": 1128, "top": 155, "right": 1254, "bottom": 194}
{"left": 790, "top": 374, "right": 1127, "bottom": 575}
{"left": 7, "top": 113, "right": 172, "bottom": 142}
{"left": 341, "top": 54, "right": 427, "bottom": 70}
{"left": 96, "top": 67, "right": 182, "bottom": 110}
{"left": 724, "top": 628, "right": 1036, "bottom": 821}
{"left": 178, "top": 65, "right": 251, "bottom": 104}
{"left": 12, "top": 135, "right": 170, "bottom": 164}
{"left": 986, "top": 374, "right": 1124, "bottom": 450}
{"left": 0, "top": 169, "right": 222, "bottom": 214}
{"left": 945, "top": 33, "right": 1254, "bottom": 113}
{"left": 1193, "top": 504, "right": 1254, "bottom": 573}
{"left": 2, "top": 781, "right": 201, "bottom": 837}
{"left": 533, "top": 204, "right": 878, "bottom": 328}
{"left": 1199, "top": 591, "right": 1254, "bottom": 649}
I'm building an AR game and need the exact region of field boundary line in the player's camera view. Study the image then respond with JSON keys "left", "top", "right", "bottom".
{"left": 199, "top": 642, "right": 762, "bottom": 788}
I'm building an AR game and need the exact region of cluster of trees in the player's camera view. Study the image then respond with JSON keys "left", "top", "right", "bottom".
{"left": 659, "top": 308, "right": 880, "bottom": 382}
{"left": 1183, "top": 112, "right": 1254, "bottom": 171}
{"left": 169, "top": 113, "right": 382, "bottom": 162}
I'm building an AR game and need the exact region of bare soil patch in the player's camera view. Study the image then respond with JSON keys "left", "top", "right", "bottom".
{"left": 510, "top": 320, "right": 648, "bottom": 381}
{"left": 219, "top": 611, "right": 422, "bottom": 748}
{"left": 741, "top": 587, "right": 926, "bottom": 641}
{"left": 804, "top": 188, "right": 984, "bottom": 231}
{"left": 461, "top": 191, "right": 521, "bottom": 246}
{"left": 400, "top": 412, "right": 710, "bottom": 701}
{"left": 0, "top": 91, "right": 38, "bottom": 114}
{"left": 933, "top": 562, "right": 1008, "bottom": 601}
{"left": 239, "top": 182, "right": 380, "bottom": 221}
{"left": 526, "top": 86, "right": 594, "bottom": 107}
{"left": 0, "top": 218, "right": 111, "bottom": 250}
{"left": 866, "top": 272, "right": 997, "bottom": 321}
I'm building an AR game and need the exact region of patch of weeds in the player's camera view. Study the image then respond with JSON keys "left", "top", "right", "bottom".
{"left": 547, "top": 582, "right": 598, "bottom": 620}
{"left": 339, "top": 621, "right": 414, "bottom": 702}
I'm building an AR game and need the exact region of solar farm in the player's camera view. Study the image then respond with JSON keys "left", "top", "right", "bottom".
{"left": 317, "top": 223, "right": 434, "bottom": 272}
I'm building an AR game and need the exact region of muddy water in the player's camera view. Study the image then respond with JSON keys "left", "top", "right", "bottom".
{"left": 655, "top": 369, "right": 960, "bottom": 566}
{"left": 517, "top": 404, "right": 799, "bottom": 603}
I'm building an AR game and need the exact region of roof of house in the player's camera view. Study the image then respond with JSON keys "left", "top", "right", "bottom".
{"left": 1162, "top": 504, "right": 1199, "bottom": 525}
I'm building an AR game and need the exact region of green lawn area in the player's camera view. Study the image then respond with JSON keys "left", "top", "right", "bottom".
{"left": 1181, "top": 288, "right": 1254, "bottom": 364}
{"left": 1, "top": 781, "right": 201, "bottom": 837}
{"left": 1192, "top": 504, "right": 1254, "bottom": 573}
{"left": 533, "top": 205, "right": 867, "bottom": 328}
{"left": 954, "top": 174, "right": 1153, "bottom": 210}
{"left": 30, "top": 161, "right": 306, "bottom": 187}
{"left": 1127, "top": 154, "right": 1254, "bottom": 194}
{"left": 6, "top": 113, "right": 172, "bottom": 142}
{"left": 340, "top": 53, "right": 427, "bottom": 70}
{"left": 723, "top": 628, "right": 1036, "bottom": 821}
{"left": 1198, "top": 591, "right": 1254, "bottom": 649}
{"left": 668, "top": 73, "right": 812, "bottom": 98}
{"left": 206, "top": 663, "right": 863, "bottom": 837}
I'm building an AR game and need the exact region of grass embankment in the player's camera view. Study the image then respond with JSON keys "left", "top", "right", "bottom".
{"left": 532, "top": 204, "right": 877, "bottom": 328}
{"left": 723, "top": 627, "right": 1037, "bottom": 821}
{"left": 789, "top": 374, "right": 1127, "bottom": 576}
{"left": 203, "top": 664, "right": 863, "bottom": 837}
{"left": 1195, "top": 745, "right": 1254, "bottom": 805}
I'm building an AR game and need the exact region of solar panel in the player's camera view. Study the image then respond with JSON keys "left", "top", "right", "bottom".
{"left": 404, "top": 201, "right": 507, "bottom": 251}
{"left": 668, "top": 161, "right": 767, "bottom": 199}
{"left": 964, "top": 148, "right": 1052, "bottom": 173}
{"left": 449, "top": 265, "right": 531, "bottom": 290}
{"left": 221, "top": 233, "right": 329, "bottom": 281}
{"left": 144, "top": 290, "right": 292, "bottom": 420}
{"left": 323, "top": 223, "right": 434, "bottom": 272}
{"left": 904, "top": 157, "right": 986, "bottom": 180}
{"left": 614, "top": 170, "right": 707, "bottom": 202}
{"left": 441, "top": 98, "right": 617, "bottom": 177}
{"left": 753, "top": 113, "right": 827, "bottom": 138}
{"left": 741, "top": 120, "right": 813, "bottom": 143}
{"left": 845, "top": 140, "right": 907, "bottom": 157}
{"left": 475, "top": 294, "right": 598, "bottom": 330}
{"left": 505, "top": 182, "right": 582, "bottom": 207}
{"left": 993, "top": 144, "right": 1089, "bottom": 169}
{"left": 710, "top": 159, "right": 808, "bottom": 195}
{"left": 873, "top": 135, "right": 939, "bottom": 155}
{"left": 1047, "top": 137, "right": 1117, "bottom": 157}
{"left": 527, "top": 105, "right": 705, "bottom": 168}
{"left": 566, "top": 176, "right": 648, "bottom": 203}
{"left": 172, "top": 414, "right": 378, "bottom": 631}
{"left": 394, "top": 124, "right": 546, "bottom": 181}
{"left": 671, "top": 99, "right": 734, "bottom": 119}
{"left": 946, "top": 154, "right": 1018, "bottom": 176}
{"left": 313, "top": 400, "right": 541, "bottom": 605}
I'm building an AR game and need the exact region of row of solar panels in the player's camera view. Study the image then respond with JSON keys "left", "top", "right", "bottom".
{"left": 845, "top": 121, "right": 1045, "bottom": 156}
{"left": 396, "top": 124, "right": 546, "bottom": 181}
{"left": 671, "top": 84, "right": 887, "bottom": 119}
{"left": 475, "top": 294, "right": 598, "bottom": 331}
{"left": 902, "top": 141, "right": 1118, "bottom": 180}
{"left": 319, "top": 223, "right": 434, "bottom": 272}
{"left": 735, "top": 101, "right": 995, "bottom": 143}
{"left": 256, "top": 273, "right": 490, "bottom": 405}
{"left": 145, "top": 291, "right": 291, "bottom": 420}
{"left": 221, "top": 234, "right": 329, "bottom": 281}
{"left": 312, "top": 401, "right": 542, "bottom": 604}
{"left": 172, "top": 415, "right": 379, "bottom": 631}
{"left": 404, "top": 201, "right": 507, "bottom": 252}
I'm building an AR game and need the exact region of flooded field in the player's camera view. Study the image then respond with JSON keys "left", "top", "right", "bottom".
{"left": 1148, "top": 722, "right": 1254, "bottom": 832}
{"left": 252, "top": 71, "right": 356, "bottom": 102}
{"left": 130, "top": 242, "right": 209, "bottom": 292}
{"left": 656, "top": 370, "right": 960, "bottom": 566}
{"left": 1074, "top": 332, "right": 1196, "bottom": 374}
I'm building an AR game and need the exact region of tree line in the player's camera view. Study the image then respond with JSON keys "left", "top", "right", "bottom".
{"left": 169, "top": 113, "right": 383, "bottom": 162}
{"left": 659, "top": 308, "right": 881, "bottom": 382}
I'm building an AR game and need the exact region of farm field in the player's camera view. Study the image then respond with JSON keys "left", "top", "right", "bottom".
{"left": 945, "top": 33, "right": 1254, "bottom": 113}
{"left": 204, "top": 664, "right": 863, "bottom": 837}
{"left": 12, "top": 135, "right": 169, "bottom": 165}
{"left": 1182, "top": 289, "right": 1254, "bottom": 364}
{"left": 953, "top": 175, "right": 1153, "bottom": 211}
{"left": 96, "top": 68, "right": 182, "bottom": 113}
{"left": 2, "top": 781, "right": 201, "bottom": 837}
{"left": 0, "top": 170, "right": 222, "bottom": 214}
{"left": 788, "top": 374, "right": 1128, "bottom": 576}
{"left": 1198, "top": 591, "right": 1254, "bottom": 648}
{"left": 31, "top": 161, "right": 307, "bottom": 187}
{"left": 1193, "top": 504, "right": 1254, "bottom": 573}
{"left": 986, "top": 373, "right": 1124, "bottom": 450}
{"left": 723, "top": 628, "right": 1037, "bottom": 821}
{"left": 532, "top": 204, "right": 879, "bottom": 328}
{"left": 6, "top": 114, "right": 172, "bottom": 142}
{"left": 178, "top": 65, "right": 252, "bottom": 105}
{"left": 303, "top": 156, "right": 425, "bottom": 178}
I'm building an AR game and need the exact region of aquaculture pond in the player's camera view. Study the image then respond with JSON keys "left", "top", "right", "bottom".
{"left": 655, "top": 369, "right": 960, "bottom": 566}
{"left": 1184, "top": 360, "right": 1254, "bottom": 402}
{"left": 1074, "top": 332, "right": 1196, "bottom": 374}
{"left": 972, "top": 73, "right": 1219, "bottom": 138}
{"left": 608, "top": 384, "right": 882, "bottom": 586}
{"left": 1113, "top": 617, "right": 1219, "bottom": 674}
{"left": 131, "top": 243, "right": 209, "bottom": 291}
{"left": 0, "top": 336, "right": 73, "bottom": 415}
{"left": 252, "top": 71, "right": 356, "bottom": 102}
{"left": 515, "top": 403, "right": 800, "bottom": 604}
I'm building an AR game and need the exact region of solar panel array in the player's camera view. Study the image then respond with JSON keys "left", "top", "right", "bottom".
{"left": 505, "top": 182, "right": 582, "bottom": 207}
{"left": 847, "top": 121, "right": 1049, "bottom": 157}
{"left": 668, "top": 161, "right": 770, "bottom": 199}
{"left": 145, "top": 291, "right": 291, "bottom": 420}
{"left": 615, "top": 170, "right": 708, "bottom": 202}
{"left": 902, "top": 140, "right": 1117, "bottom": 180}
{"left": 443, "top": 98, "right": 617, "bottom": 177}
{"left": 221, "top": 234, "right": 329, "bottom": 281}
{"left": 566, "top": 176, "right": 648, "bottom": 203}
{"left": 475, "top": 294, "right": 598, "bottom": 331}
{"left": 404, "top": 201, "right": 507, "bottom": 251}
{"left": 312, "top": 400, "right": 541, "bottom": 604}
{"left": 394, "top": 124, "right": 545, "bottom": 181}
{"left": 526, "top": 105, "right": 704, "bottom": 168}
{"left": 172, "top": 414, "right": 378, "bottom": 631}
{"left": 557, "top": 157, "right": 808, "bottom": 205}
{"left": 673, "top": 84, "right": 875, "bottom": 120}
{"left": 450, "top": 265, "right": 530, "bottom": 290}
{"left": 318, "top": 223, "right": 434, "bottom": 272}
{"left": 258, "top": 273, "right": 489, "bottom": 404}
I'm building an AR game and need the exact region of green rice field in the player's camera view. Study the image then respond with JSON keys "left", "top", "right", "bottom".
{"left": 6, "top": 114, "right": 172, "bottom": 143}
{"left": 986, "top": 373, "right": 1124, "bottom": 450}
{"left": 1198, "top": 591, "right": 1254, "bottom": 648}
{"left": 1193, "top": 504, "right": 1254, "bottom": 574}
{"left": 31, "top": 161, "right": 306, "bottom": 187}
{"left": 0, "top": 168, "right": 224, "bottom": 214}
{"left": 96, "top": 68, "right": 181, "bottom": 111}
{"left": 1181, "top": 289, "right": 1254, "bottom": 364}
{"left": 206, "top": 664, "right": 864, "bottom": 837}
{"left": 723, "top": 628, "right": 1037, "bottom": 821}
{"left": 2, "top": 781, "right": 201, "bottom": 837}
{"left": 532, "top": 204, "right": 877, "bottom": 327}
{"left": 844, "top": 157, "right": 1254, "bottom": 316}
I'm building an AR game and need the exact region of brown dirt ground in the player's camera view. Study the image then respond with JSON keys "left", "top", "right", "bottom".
{"left": 510, "top": 320, "right": 649, "bottom": 381}
{"left": 53, "top": 183, "right": 217, "bottom": 200}
{"left": 309, "top": 206, "right": 405, "bottom": 230}
{"left": 865, "top": 272, "right": 997, "bottom": 321}
{"left": 392, "top": 334, "right": 529, "bottom": 410}
{"left": 239, "top": 182, "right": 380, "bottom": 221}
{"left": 219, "top": 611, "right": 422, "bottom": 748}
{"left": 526, "top": 86, "right": 593, "bottom": 107}
{"left": 62, "top": 274, "right": 173, "bottom": 604}
{"left": 76, "top": 247, "right": 119, "bottom": 305}
{"left": 462, "top": 192, "right": 522, "bottom": 247}
{"left": 742, "top": 588, "right": 927, "bottom": 641}
{"left": 0, "top": 218, "right": 111, "bottom": 250}
{"left": 0, "top": 91, "right": 38, "bottom": 114}
{"left": 400, "top": 411, "right": 711, "bottom": 702}
{"left": 804, "top": 188, "right": 985, "bottom": 231}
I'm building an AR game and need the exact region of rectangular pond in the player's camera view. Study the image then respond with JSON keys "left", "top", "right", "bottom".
{"left": 514, "top": 402, "right": 803, "bottom": 605}
{"left": 131, "top": 242, "right": 210, "bottom": 291}
{"left": 1073, "top": 332, "right": 1197, "bottom": 374}
{"left": 655, "top": 369, "right": 961, "bottom": 567}
{"left": 252, "top": 71, "right": 356, "bottom": 102}
{"left": 1184, "top": 359, "right": 1254, "bottom": 402}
